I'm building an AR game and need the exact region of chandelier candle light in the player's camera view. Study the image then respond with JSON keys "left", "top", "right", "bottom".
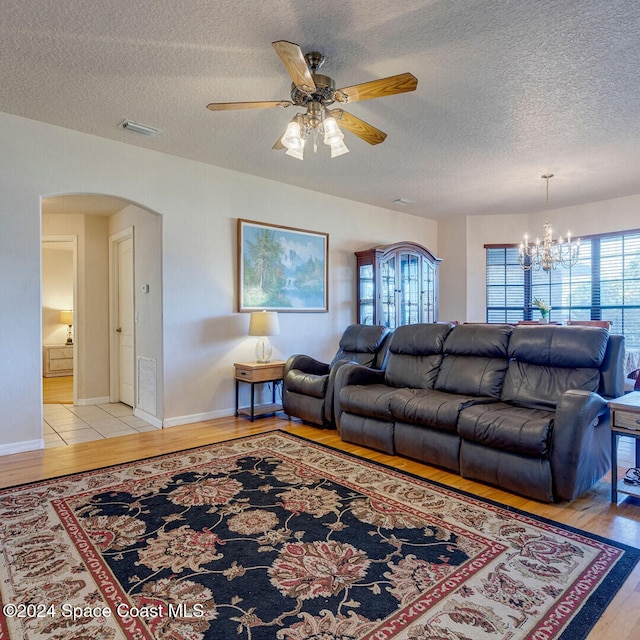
{"left": 519, "top": 174, "right": 580, "bottom": 271}
{"left": 248, "top": 310, "right": 280, "bottom": 363}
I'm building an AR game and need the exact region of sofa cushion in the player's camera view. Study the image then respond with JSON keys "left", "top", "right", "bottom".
{"left": 384, "top": 323, "right": 453, "bottom": 389}
{"left": 458, "top": 402, "right": 554, "bottom": 457}
{"left": 331, "top": 324, "right": 390, "bottom": 368}
{"left": 390, "top": 388, "right": 492, "bottom": 433}
{"left": 339, "top": 384, "right": 397, "bottom": 421}
{"left": 501, "top": 362, "right": 600, "bottom": 411}
{"left": 507, "top": 325, "right": 608, "bottom": 367}
{"left": 501, "top": 326, "right": 607, "bottom": 410}
{"left": 285, "top": 370, "right": 328, "bottom": 399}
{"left": 435, "top": 324, "right": 512, "bottom": 398}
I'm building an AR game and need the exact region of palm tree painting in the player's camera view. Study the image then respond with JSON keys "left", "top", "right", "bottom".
{"left": 238, "top": 219, "right": 328, "bottom": 312}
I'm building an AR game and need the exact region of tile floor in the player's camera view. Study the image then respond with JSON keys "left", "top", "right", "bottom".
{"left": 43, "top": 403, "right": 158, "bottom": 448}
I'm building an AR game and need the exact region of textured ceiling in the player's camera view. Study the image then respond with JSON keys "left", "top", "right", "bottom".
{"left": 3, "top": 0, "right": 640, "bottom": 219}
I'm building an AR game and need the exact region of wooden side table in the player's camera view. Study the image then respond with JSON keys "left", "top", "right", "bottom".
{"left": 609, "top": 391, "right": 640, "bottom": 503}
{"left": 234, "top": 361, "right": 285, "bottom": 421}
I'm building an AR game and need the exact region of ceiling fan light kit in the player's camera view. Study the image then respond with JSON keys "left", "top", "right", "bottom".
{"left": 206, "top": 40, "right": 417, "bottom": 160}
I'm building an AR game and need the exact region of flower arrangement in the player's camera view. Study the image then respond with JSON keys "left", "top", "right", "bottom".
{"left": 533, "top": 298, "right": 552, "bottom": 320}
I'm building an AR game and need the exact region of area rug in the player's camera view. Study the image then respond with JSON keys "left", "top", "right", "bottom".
{"left": 0, "top": 433, "right": 638, "bottom": 640}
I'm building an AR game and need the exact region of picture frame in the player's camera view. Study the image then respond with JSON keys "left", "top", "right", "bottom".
{"left": 238, "top": 219, "right": 329, "bottom": 312}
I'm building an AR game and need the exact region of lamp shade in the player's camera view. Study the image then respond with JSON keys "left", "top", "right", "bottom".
{"left": 248, "top": 311, "right": 280, "bottom": 337}
{"left": 60, "top": 310, "right": 74, "bottom": 325}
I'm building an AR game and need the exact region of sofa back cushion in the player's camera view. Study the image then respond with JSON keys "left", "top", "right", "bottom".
{"left": 435, "top": 324, "right": 512, "bottom": 398}
{"left": 501, "top": 325, "right": 608, "bottom": 410}
{"left": 331, "top": 324, "right": 391, "bottom": 368}
{"left": 385, "top": 323, "right": 453, "bottom": 389}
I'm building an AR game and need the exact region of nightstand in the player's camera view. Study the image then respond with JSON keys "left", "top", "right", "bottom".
{"left": 609, "top": 391, "right": 640, "bottom": 503}
{"left": 234, "top": 361, "right": 285, "bottom": 421}
{"left": 43, "top": 345, "right": 74, "bottom": 377}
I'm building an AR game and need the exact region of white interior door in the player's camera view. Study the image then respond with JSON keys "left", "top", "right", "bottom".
{"left": 117, "top": 236, "right": 135, "bottom": 406}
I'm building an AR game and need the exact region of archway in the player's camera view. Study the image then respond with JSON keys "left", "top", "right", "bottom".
{"left": 41, "top": 194, "right": 163, "bottom": 428}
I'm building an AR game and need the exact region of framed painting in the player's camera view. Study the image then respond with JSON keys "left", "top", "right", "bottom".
{"left": 238, "top": 219, "right": 328, "bottom": 312}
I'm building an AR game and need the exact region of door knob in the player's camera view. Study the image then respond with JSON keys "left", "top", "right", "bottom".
{"left": 116, "top": 327, "right": 122, "bottom": 333}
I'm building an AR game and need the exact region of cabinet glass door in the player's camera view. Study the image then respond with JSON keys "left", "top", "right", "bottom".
{"left": 381, "top": 256, "right": 396, "bottom": 329}
{"left": 358, "top": 264, "right": 374, "bottom": 324}
{"left": 421, "top": 257, "right": 436, "bottom": 322}
{"left": 399, "top": 252, "right": 420, "bottom": 326}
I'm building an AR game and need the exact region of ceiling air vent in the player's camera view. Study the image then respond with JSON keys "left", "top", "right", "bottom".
{"left": 118, "top": 119, "right": 161, "bottom": 136}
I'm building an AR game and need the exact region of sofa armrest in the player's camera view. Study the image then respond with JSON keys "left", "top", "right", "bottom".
{"left": 333, "top": 363, "right": 387, "bottom": 432}
{"left": 550, "top": 389, "right": 609, "bottom": 501}
{"left": 284, "top": 354, "right": 330, "bottom": 379}
{"left": 324, "top": 359, "right": 352, "bottom": 425}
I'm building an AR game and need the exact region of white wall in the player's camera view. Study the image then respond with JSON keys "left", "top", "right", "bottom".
{"left": 0, "top": 112, "right": 438, "bottom": 453}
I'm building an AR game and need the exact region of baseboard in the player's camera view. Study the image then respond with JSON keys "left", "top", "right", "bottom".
{"left": 76, "top": 396, "right": 110, "bottom": 406}
{"left": 134, "top": 407, "right": 162, "bottom": 429}
{"left": 163, "top": 408, "right": 234, "bottom": 428}
{"left": 0, "top": 438, "right": 44, "bottom": 456}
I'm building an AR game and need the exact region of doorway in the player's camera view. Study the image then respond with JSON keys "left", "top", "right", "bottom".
{"left": 41, "top": 236, "right": 77, "bottom": 405}
{"left": 41, "top": 194, "right": 163, "bottom": 427}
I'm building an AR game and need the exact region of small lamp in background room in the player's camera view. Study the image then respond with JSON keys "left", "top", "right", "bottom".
{"left": 248, "top": 310, "right": 280, "bottom": 363}
{"left": 60, "top": 310, "right": 74, "bottom": 345}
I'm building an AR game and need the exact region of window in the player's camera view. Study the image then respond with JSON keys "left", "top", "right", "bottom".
{"left": 485, "top": 230, "right": 640, "bottom": 348}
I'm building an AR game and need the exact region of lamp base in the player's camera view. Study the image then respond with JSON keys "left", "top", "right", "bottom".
{"left": 66, "top": 326, "right": 73, "bottom": 345}
{"left": 255, "top": 336, "right": 272, "bottom": 363}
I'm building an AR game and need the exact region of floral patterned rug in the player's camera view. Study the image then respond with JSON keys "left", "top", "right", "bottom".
{"left": 0, "top": 432, "right": 638, "bottom": 640}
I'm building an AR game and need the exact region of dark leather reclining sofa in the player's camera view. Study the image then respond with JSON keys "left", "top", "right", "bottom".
{"left": 335, "top": 322, "right": 625, "bottom": 502}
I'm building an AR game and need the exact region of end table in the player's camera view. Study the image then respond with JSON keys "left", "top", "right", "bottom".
{"left": 234, "top": 360, "right": 285, "bottom": 421}
{"left": 609, "top": 391, "right": 640, "bottom": 503}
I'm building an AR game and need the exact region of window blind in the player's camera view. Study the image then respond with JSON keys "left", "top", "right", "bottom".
{"left": 485, "top": 229, "right": 640, "bottom": 348}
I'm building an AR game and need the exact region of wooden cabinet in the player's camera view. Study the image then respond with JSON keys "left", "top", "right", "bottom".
{"left": 355, "top": 241, "right": 440, "bottom": 328}
{"left": 43, "top": 345, "right": 74, "bottom": 377}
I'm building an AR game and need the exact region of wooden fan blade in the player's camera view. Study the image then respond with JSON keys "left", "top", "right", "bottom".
{"left": 207, "top": 100, "right": 292, "bottom": 111}
{"left": 272, "top": 132, "right": 285, "bottom": 150}
{"left": 272, "top": 40, "right": 316, "bottom": 93}
{"left": 334, "top": 72, "right": 418, "bottom": 103}
{"left": 331, "top": 109, "right": 387, "bottom": 145}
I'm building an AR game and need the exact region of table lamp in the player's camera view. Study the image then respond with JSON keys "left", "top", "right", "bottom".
{"left": 60, "top": 309, "right": 74, "bottom": 345}
{"left": 248, "top": 310, "right": 280, "bottom": 363}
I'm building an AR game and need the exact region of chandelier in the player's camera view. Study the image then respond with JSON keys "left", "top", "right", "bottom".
{"left": 519, "top": 174, "right": 580, "bottom": 271}
{"left": 280, "top": 103, "right": 348, "bottom": 160}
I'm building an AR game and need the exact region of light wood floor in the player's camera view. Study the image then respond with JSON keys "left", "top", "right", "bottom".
{"left": 42, "top": 375, "right": 73, "bottom": 404}
{"left": 1, "top": 414, "right": 639, "bottom": 640}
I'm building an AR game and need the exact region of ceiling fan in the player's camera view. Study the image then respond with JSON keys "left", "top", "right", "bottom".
{"left": 206, "top": 41, "right": 418, "bottom": 159}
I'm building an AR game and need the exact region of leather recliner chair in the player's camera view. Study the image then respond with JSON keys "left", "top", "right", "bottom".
{"left": 282, "top": 324, "right": 391, "bottom": 428}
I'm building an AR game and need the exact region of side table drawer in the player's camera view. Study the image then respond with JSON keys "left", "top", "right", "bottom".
{"left": 614, "top": 410, "right": 640, "bottom": 431}
{"left": 235, "top": 363, "right": 285, "bottom": 382}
